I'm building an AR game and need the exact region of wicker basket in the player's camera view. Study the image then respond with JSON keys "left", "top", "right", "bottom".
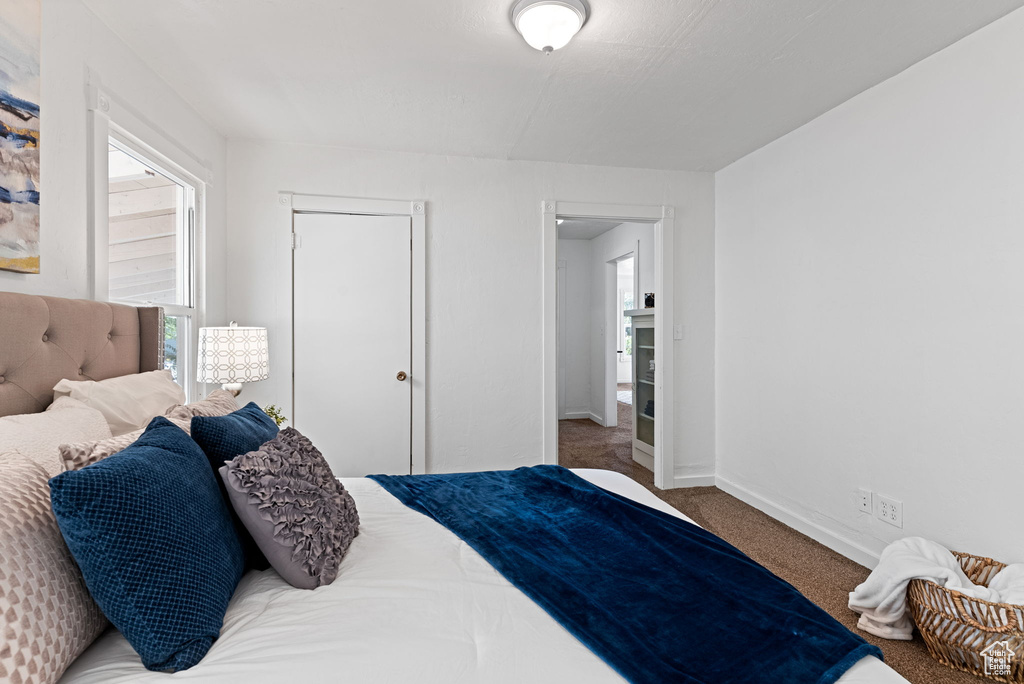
{"left": 907, "top": 551, "right": 1024, "bottom": 683}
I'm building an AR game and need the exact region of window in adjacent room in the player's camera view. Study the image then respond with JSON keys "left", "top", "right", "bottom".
{"left": 107, "top": 136, "right": 199, "bottom": 395}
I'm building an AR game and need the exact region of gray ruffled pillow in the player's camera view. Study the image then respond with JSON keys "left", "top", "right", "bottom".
{"left": 218, "top": 428, "right": 359, "bottom": 589}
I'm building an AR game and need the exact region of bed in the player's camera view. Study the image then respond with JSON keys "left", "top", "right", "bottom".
{"left": 0, "top": 292, "right": 908, "bottom": 684}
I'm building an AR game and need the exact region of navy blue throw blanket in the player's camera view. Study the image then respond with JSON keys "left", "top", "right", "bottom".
{"left": 369, "top": 465, "right": 881, "bottom": 684}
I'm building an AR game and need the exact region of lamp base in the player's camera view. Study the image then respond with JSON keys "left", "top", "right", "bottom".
{"left": 221, "top": 383, "right": 243, "bottom": 397}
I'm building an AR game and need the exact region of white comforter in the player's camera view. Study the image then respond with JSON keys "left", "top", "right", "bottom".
{"left": 61, "top": 469, "right": 907, "bottom": 684}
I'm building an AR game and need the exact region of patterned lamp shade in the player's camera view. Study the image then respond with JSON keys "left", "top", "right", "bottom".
{"left": 196, "top": 323, "right": 270, "bottom": 385}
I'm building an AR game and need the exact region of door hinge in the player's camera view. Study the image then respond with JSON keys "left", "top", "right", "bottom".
{"left": 291, "top": 233, "right": 301, "bottom": 250}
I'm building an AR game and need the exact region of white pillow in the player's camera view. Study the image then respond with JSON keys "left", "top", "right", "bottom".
{"left": 164, "top": 389, "right": 240, "bottom": 421}
{"left": 53, "top": 370, "right": 186, "bottom": 437}
{"left": 0, "top": 396, "right": 112, "bottom": 477}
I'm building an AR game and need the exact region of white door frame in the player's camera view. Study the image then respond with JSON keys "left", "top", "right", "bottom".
{"left": 556, "top": 257, "right": 568, "bottom": 419}
{"left": 599, "top": 255, "right": 623, "bottom": 428}
{"left": 281, "top": 193, "right": 426, "bottom": 475}
{"left": 612, "top": 248, "right": 637, "bottom": 389}
{"left": 543, "top": 201, "right": 676, "bottom": 489}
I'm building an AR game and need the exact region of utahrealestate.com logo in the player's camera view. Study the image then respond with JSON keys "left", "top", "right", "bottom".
{"left": 982, "top": 640, "right": 1015, "bottom": 677}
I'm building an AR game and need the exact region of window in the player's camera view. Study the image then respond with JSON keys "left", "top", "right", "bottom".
{"left": 106, "top": 135, "right": 201, "bottom": 397}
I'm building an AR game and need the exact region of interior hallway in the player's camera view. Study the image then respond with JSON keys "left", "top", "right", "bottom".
{"left": 557, "top": 402, "right": 976, "bottom": 684}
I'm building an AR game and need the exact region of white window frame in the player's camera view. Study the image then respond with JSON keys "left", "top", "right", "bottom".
{"left": 107, "top": 134, "right": 196, "bottom": 308}
{"left": 88, "top": 85, "right": 210, "bottom": 401}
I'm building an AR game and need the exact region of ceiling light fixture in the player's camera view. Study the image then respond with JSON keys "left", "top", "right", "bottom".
{"left": 511, "top": 0, "right": 589, "bottom": 54}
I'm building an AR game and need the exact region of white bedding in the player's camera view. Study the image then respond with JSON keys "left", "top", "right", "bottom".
{"left": 60, "top": 469, "right": 906, "bottom": 683}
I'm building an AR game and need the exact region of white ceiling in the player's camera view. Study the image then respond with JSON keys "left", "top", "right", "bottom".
{"left": 557, "top": 218, "right": 622, "bottom": 240}
{"left": 83, "top": 0, "right": 1024, "bottom": 171}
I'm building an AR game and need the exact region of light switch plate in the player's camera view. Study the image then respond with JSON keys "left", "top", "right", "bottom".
{"left": 673, "top": 324, "right": 684, "bottom": 340}
{"left": 857, "top": 488, "right": 872, "bottom": 513}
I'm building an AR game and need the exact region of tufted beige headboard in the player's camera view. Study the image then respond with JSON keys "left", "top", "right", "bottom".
{"left": 0, "top": 292, "right": 164, "bottom": 418}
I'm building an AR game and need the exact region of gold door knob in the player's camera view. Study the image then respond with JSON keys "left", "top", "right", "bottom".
{"left": 396, "top": 371, "right": 408, "bottom": 382}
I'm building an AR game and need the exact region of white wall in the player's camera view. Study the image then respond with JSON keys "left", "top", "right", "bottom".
{"left": 716, "top": 7, "right": 1024, "bottom": 565}
{"left": 556, "top": 238, "right": 592, "bottom": 419}
{"left": 226, "top": 140, "right": 716, "bottom": 478}
{"left": 0, "top": 0, "right": 227, "bottom": 323}
{"left": 588, "top": 222, "right": 654, "bottom": 425}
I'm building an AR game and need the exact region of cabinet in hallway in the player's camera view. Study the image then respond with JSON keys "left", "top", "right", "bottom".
{"left": 625, "top": 309, "right": 654, "bottom": 471}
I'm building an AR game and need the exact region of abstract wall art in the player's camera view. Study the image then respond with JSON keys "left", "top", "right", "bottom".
{"left": 0, "top": 0, "right": 40, "bottom": 274}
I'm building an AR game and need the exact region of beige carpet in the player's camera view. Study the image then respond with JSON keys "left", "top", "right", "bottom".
{"left": 558, "top": 401, "right": 986, "bottom": 684}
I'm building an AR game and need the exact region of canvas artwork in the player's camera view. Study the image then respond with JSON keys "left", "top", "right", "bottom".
{"left": 0, "top": 0, "right": 41, "bottom": 274}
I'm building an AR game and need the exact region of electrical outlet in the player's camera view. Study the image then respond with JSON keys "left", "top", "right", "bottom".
{"left": 875, "top": 494, "right": 903, "bottom": 528}
{"left": 856, "top": 488, "right": 872, "bottom": 513}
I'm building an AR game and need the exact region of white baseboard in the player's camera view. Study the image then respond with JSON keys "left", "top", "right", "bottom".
{"left": 559, "top": 411, "right": 590, "bottom": 420}
{"left": 672, "top": 473, "right": 717, "bottom": 488}
{"left": 588, "top": 411, "right": 605, "bottom": 426}
{"left": 632, "top": 450, "right": 654, "bottom": 471}
{"left": 715, "top": 476, "right": 881, "bottom": 569}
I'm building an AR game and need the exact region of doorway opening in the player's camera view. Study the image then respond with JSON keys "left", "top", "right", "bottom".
{"left": 549, "top": 206, "right": 672, "bottom": 488}
{"left": 540, "top": 200, "right": 675, "bottom": 489}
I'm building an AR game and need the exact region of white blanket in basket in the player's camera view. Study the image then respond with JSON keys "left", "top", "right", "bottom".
{"left": 849, "top": 537, "right": 1024, "bottom": 640}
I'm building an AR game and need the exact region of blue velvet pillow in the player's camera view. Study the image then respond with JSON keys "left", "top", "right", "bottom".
{"left": 190, "top": 402, "right": 279, "bottom": 568}
{"left": 49, "top": 416, "right": 244, "bottom": 672}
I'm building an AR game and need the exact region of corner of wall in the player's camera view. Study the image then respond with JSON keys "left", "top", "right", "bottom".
{"left": 715, "top": 473, "right": 882, "bottom": 569}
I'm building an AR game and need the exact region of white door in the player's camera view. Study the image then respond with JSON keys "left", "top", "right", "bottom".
{"left": 293, "top": 212, "right": 412, "bottom": 476}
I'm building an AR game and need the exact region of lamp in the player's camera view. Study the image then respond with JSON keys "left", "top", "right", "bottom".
{"left": 197, "top": 322, "right": 269, "bottom": 396}
{"left": 511, "top": 0, "right": 588, "bottom": 53}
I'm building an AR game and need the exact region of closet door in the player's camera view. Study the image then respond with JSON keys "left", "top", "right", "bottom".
{"left": 293, "top": 212, "right": 412, "bottom": 476}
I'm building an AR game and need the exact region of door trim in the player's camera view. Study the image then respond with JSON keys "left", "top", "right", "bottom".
{"left": 281, "top": 193, "right": 426, "bottom": 475}
{"left": 608, "top": 249, "right": 635, "bottom": 421}
{"left": 543, "top": 201, "right": 675, "bottom": 489}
